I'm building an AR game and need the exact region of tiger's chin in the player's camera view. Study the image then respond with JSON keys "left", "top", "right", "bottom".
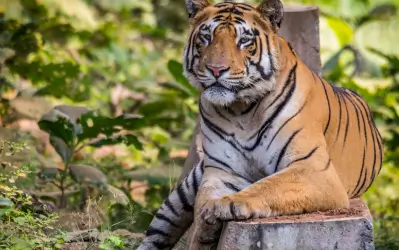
{"left": 202, "top": 86, "right": 237, "bottom": 106}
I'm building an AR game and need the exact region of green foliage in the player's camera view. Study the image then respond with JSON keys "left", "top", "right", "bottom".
{"left": 0, "top": 140, "right": 64, "bottom": 250}
{"left": 35, "top": 105, "right": 144, "bottom": 208}
{"left": 99, "top": 234, "right": 125, "bottom": 250}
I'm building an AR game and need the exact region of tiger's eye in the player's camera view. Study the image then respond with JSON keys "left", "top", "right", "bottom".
{"left": 240, "top": 37, "right": 250, "bottom": 44}
{"left": 203, "top": 34, "right": 211, "bottom": 41}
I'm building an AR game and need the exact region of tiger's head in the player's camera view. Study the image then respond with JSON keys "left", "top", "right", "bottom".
{"left": 183, "top": 0, "right": 285, "bottom": 106}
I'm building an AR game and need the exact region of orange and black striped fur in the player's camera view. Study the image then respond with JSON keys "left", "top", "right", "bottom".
{"left": 138, "top": 0, "right": 383, "bottom": 249}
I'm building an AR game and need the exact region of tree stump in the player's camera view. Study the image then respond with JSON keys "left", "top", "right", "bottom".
{"left": 278, "top": 5, "right": 321, "bottom": 76}
{"left": 217, "top": 199, "right": 374, "bottom": 250}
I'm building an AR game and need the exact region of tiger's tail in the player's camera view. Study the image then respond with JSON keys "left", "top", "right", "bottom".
{"left": 137, "top": 161, "right": 204, "bottom": 250}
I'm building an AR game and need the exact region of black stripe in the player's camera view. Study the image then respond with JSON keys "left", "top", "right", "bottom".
{"left": 164, "top": 198, "right": 179, "bottom": 217}
{"left": 274, "top": 129, "right": 302, "bottom": 172}
{"left": 152, "top": 241, "right": 175, "bottom": 249}
{"left": 265, "top": 34, "right": 275, "bottom": 72}
{"left": 349, "top": 92, "right": 368, "bottom": 147}
{"left": 319, "top": 77, "right": 331, "bottom": 135}
{"left": 266, "top": 96, "right": 307, "bottom": 151}
{"left": 214, "top": 107, "right": 231, "bottom": 123}
{"left": 193, "top": 167, "right": 200, "bottom": 194}
{"left": 214, "top": 3, "right": 229, "bottom": 8}
{"left": 234, "top": 16, "right": 246, "bottom": 23}
{"left": 201, "top": 128, "right": 214, "bottom": 143}
{"left": 342, "top": 91, "right": 361, "bottom": 136}
{"left": 155, "top": 213, "right": 179, "bottom": 227}
{"left": 353, "top": 148, "right": 366, "bottom": 197}
{"left": 261, "top": 63, "right": 297, "bottom": 114}
{"left": 185, "top": 31, "right": 196, "bottom": 74}
{"left": 341, "top": 95, "right": 350, "bottom": 145}
{"left": 241, "top": 101, "right": 258, "bottom": 115}
{"left": 375, "top": 127, "right": 384, "bottom": 176}
{"left": 350, "top": 94, "right": 379, "bottom": 189}
{"left": 335, "top": 90, "right": 343, "bottom": 142}
{"left": 204, "top": 165, "right": 252, "bottom": 183}
{"left": 200, "top": 102, "right": 249, "bottom": 159}
{"left": 203, "top": 148, "right": 233, "bottom": 170}
{"left": 322, "top": 159, "right": 332, "bottom": 171}
{"left": 176, "top": 184, "right": 193, "bottom": 212}
{"left": 287, "top": 42, "right": 296, "bottom": 56}
{"left": 356, "top": 168, "right": 368, "bottom": 197}
{"left": 285, "top": 146, "right": 319, "bottom": 169}
{"left": 146, "top": 226, "right": 171, "bottom": 237}
{"left": 250, "top": 34, "right": 273, "bottom": 81}
{"left": 184, "top": 177, "right": 190, "bottom": 190}
{"left": 222, "top": 181, "right": 241, "bottom": 192}
{"left": 216, "top": 8, "right": 243, "bottom": 16}
{"left": 236, "top": 4, "right": 253, "bottom": 11}
{"left": 229, "top": 202, "right": 236, "bottom": 220}
{"left": 247, "top": 63, "right": 298, "bottom": 149}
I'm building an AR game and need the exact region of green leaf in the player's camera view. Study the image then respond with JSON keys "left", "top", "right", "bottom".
{"left": 49, "top": 136, "right": 73, "bottom": 164}
{"left": 167, "top": 60, "right": 199, "bottom": 97}
{"left": 90, "top": 134, "right": 143, "bottom": 150}
{"left": 78, "top": 113, "right": 146, "bottom": 142}
{"left": 107, "top": 185, "right": 129, "bottom": 206}
{"left": 13, "top": 216, "right": 27, "bottom": 225}
{"left": 69, "top": 164, "right": 107, "bottom": 187}
{"left": 39, "top": 116, "right": 75, "bottom": 147}
{"left": 40, "top": 105, "right": 92, "bottom": 140}
{"left": 326, "top": 16, "right": 353, "bottom": 47}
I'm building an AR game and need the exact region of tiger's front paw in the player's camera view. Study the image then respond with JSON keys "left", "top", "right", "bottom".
{"left": 200, "top": 195, "right": 271, "bottom": 224}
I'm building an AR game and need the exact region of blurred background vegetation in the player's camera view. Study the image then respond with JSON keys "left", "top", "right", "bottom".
{"left": 0, "top": 0, "right": 398, "bottom": 249}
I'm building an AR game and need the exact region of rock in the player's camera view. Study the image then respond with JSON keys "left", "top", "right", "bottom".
{"left": 61, "top": 229, "right": 144, "bottom": 250}
{"left": 99, "top": 229, "right": 144, "bottom": 247}
{"left": 217, "top": 199, "right": 374, "bottom": 250}
{"left": 64, "top": 229, "right": 100, "bottom": 243}
{"left": 61, "top": 242, "right": 99, "bottom": 250}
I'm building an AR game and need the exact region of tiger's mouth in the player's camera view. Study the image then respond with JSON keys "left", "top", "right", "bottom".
{"left": 204, "top": 82, "right": 232, "bottom": 91}
{"left": 202, "top": 81, "right": 238, "bottom": 106}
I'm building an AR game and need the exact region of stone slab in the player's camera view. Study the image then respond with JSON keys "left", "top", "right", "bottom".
{"left": 217, "top": 199, "right": 374, "bottom": 250}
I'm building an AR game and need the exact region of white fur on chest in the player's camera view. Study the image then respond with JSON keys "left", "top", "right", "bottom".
{"left": 201, "top": 118, "right": 280, "bottom": 182}
{"left": 200, "top": 92, "right": 304, "bottom": 182}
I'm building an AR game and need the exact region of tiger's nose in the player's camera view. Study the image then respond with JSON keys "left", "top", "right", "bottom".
{"left": 205, "top": 64, "right": 230, "bottom": 78}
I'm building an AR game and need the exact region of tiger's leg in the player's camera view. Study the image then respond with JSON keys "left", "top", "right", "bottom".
{"left": 137, "top": 161, "right": 204, "bottom": 250}
{"left": 189, "top": 167, "right": 251, "bottom": 250}
{"left": 199, "top": 146, "right": 349, "bottom": 225}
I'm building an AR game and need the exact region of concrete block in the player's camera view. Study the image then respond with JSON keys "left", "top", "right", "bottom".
{"left": 217, "top": 199, "right": 374, "bottom": 250}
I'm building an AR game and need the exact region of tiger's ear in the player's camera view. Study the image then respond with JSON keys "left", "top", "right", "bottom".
{"left": 185, "top": 0, "right": 210, "bottom": 18}
{"left": 256, "top": 0, "right": 284, "bottom": 32}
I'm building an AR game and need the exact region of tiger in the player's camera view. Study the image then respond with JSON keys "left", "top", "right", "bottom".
{"left": 137, "top": 0, "right": 383, "bottom": 249}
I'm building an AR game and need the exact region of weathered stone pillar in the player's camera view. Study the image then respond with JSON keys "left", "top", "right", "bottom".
{"left": 217, "top": 199, "right": 374, "bottom": 250}
{"left": 278, "top": 5, "right": 321, "bottom": 76}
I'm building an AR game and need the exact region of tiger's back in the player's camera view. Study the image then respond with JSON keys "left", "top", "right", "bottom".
{"left": 312, "top": 74, "right": 383, "bottom": 198}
